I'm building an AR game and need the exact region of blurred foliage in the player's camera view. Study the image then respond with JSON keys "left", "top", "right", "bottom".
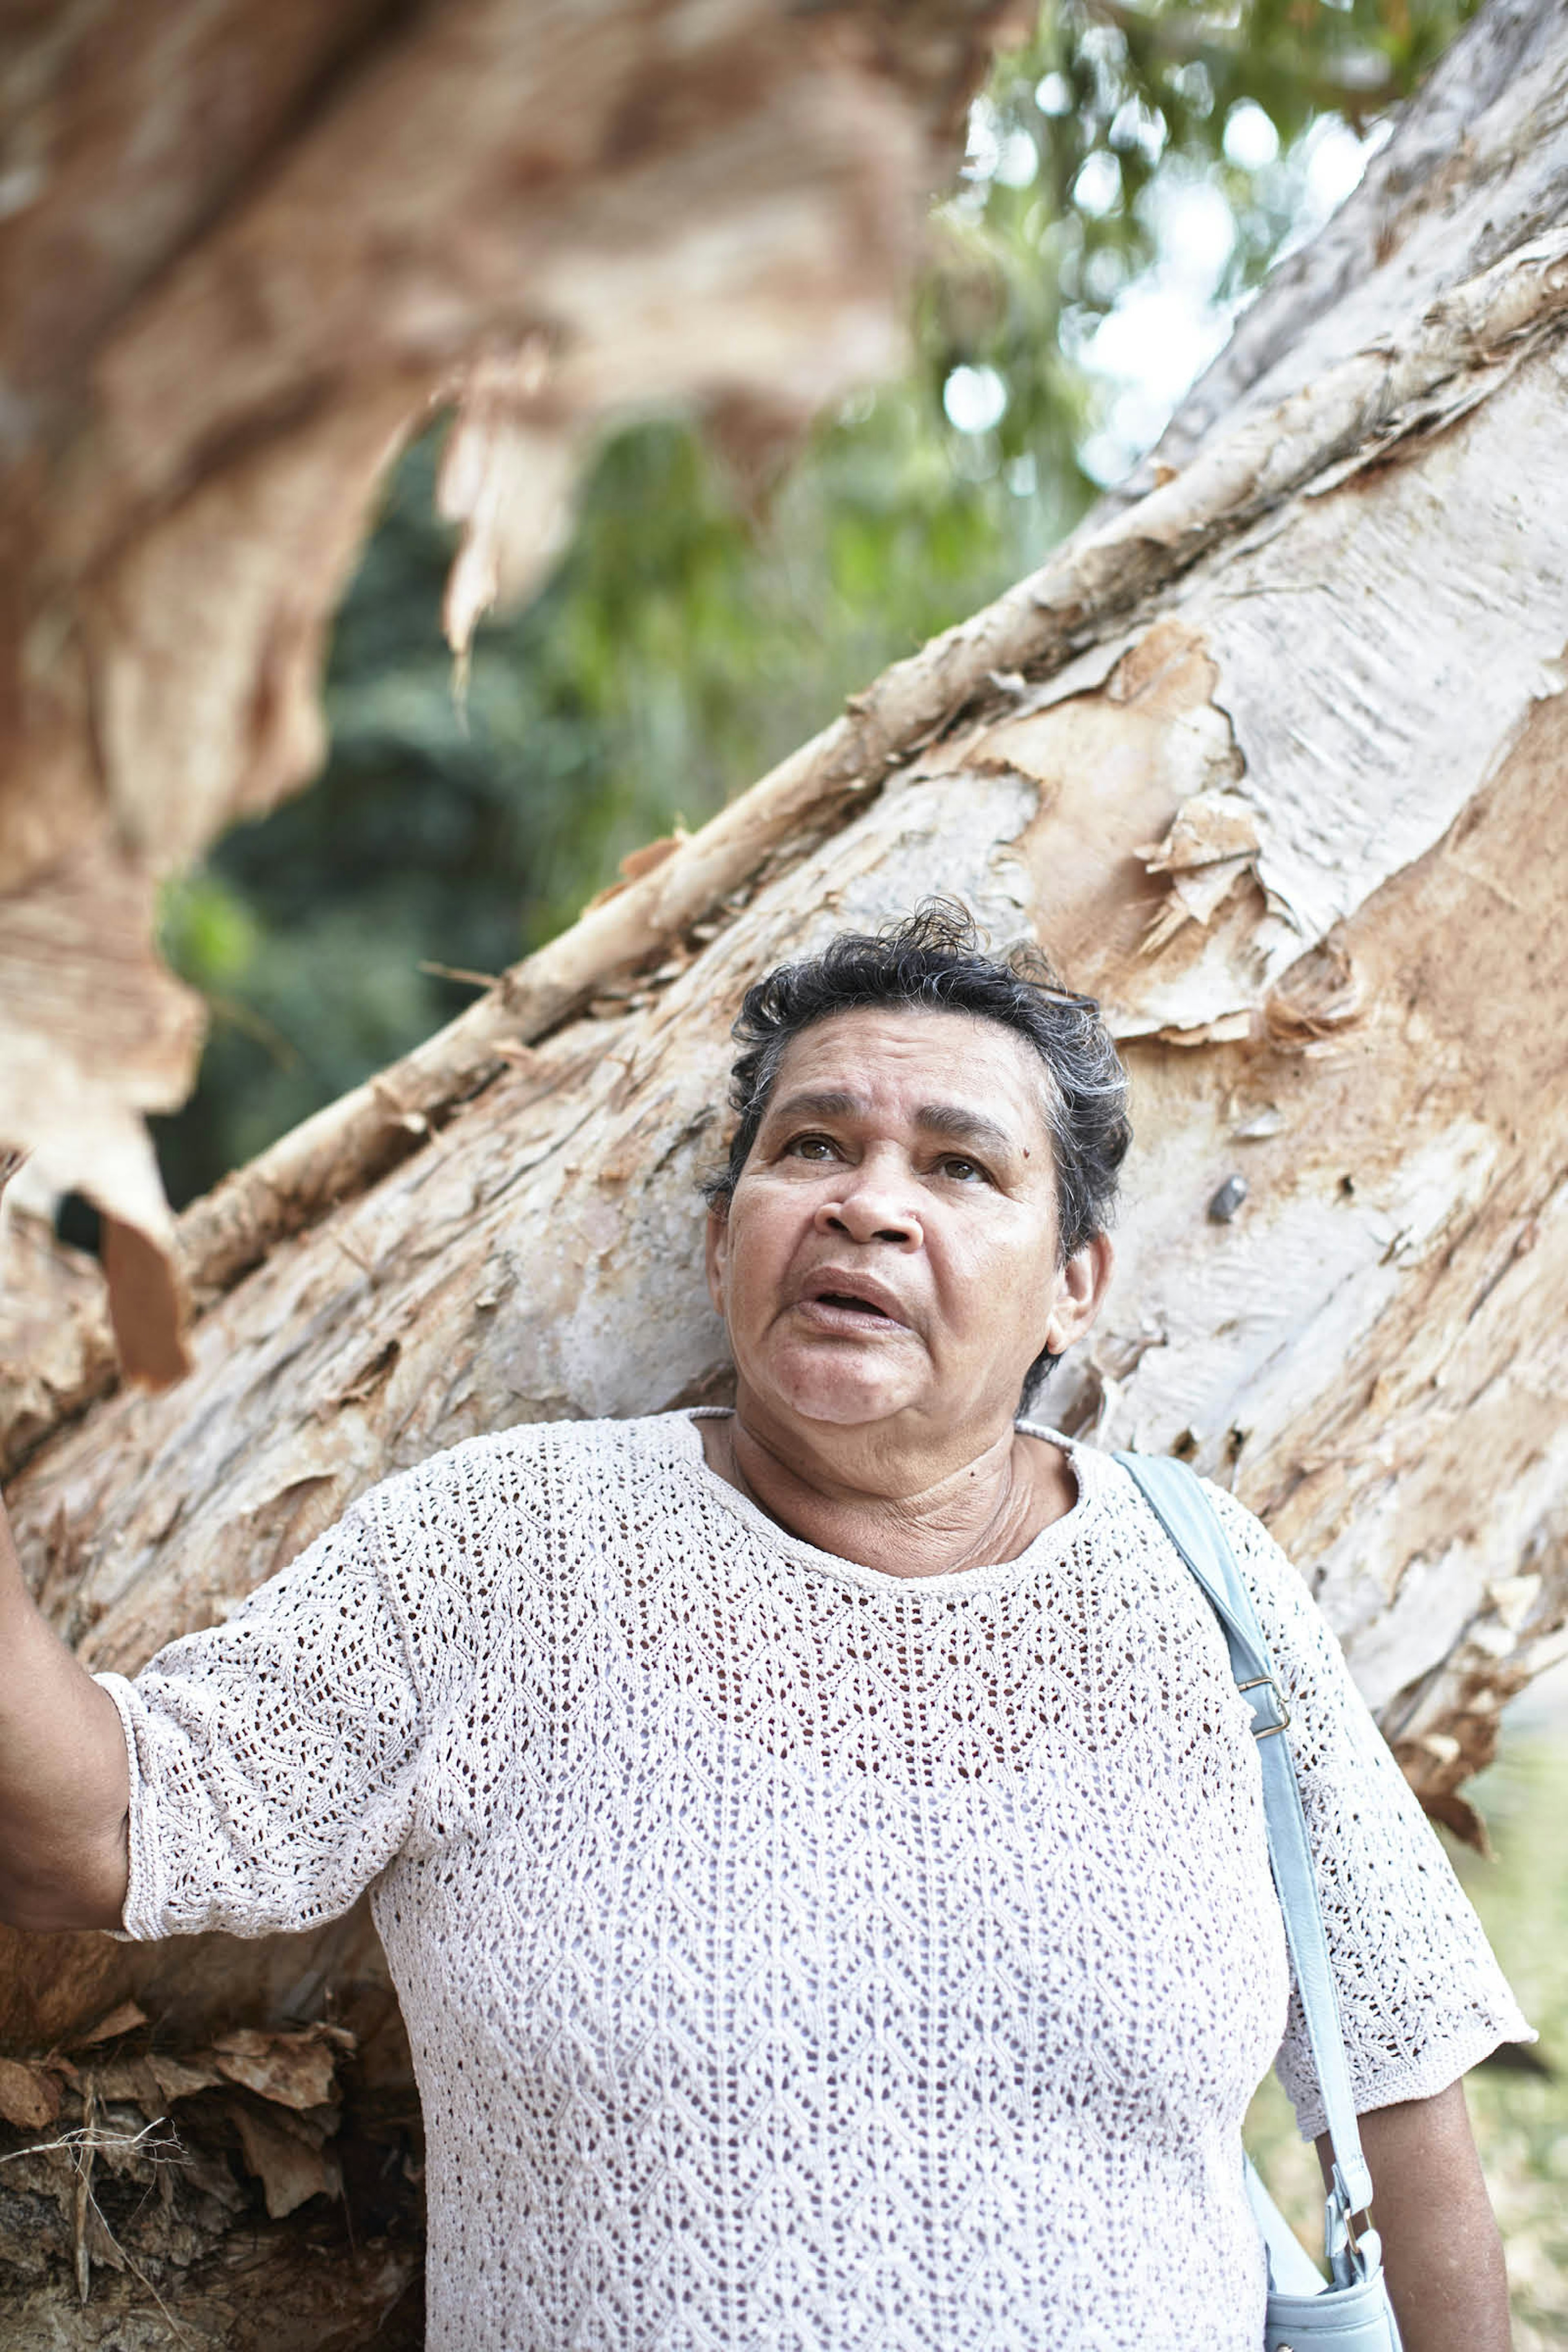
{"left": 152, "top": 0, "right": 1479, "bottom": 1207}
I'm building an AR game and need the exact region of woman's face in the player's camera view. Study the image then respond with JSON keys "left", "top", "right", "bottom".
{"left": 706, "top": 1007, "right": 1111, "bottom": 1449}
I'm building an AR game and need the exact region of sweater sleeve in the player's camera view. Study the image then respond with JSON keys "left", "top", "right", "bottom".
{"left": 97, "top": 1497, "right": 426, "bottom": 1940}
{"left": 1204, "top": 1483, "right": 1534, "bottom": 2141}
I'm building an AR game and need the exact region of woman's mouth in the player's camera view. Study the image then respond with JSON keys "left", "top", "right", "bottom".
{"left": 796, "top": 1277, "right": 909, "bottom": 1331}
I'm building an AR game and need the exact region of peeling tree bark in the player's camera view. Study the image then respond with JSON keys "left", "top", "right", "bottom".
{"left": 3, "top": 0, "right": 1568, "bottom": 2342}
{"left": 0, "top": 0, "right": 1012, "bottom": 1369}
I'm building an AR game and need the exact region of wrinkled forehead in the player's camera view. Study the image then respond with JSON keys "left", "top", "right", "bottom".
{"left": 761, "top": 1006, "right": 1060, "bottom": 1147}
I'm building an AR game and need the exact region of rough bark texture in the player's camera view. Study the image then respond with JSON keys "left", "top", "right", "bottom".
{"left": 3, "top": 0, "right": 1568, "bottom": 2341}
{"left": 0, "top": 0, "right": 1016, "bottom": 1370}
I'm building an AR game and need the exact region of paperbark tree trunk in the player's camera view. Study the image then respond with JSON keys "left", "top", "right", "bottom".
{"left": 4, "top": 1, "right": 1568, "bottom": 2341}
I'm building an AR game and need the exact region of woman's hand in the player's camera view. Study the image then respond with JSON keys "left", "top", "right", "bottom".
{"left": 1318, "top": 2080, "right": 1510, "bottom": 2352}
{"left": 0, "top": 1152, "right": 131, "bottom": 1931}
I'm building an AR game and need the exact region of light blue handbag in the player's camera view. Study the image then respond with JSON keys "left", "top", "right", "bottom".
{"left": 1116, "top": 1453, "right": 1404, "bottom": 2352}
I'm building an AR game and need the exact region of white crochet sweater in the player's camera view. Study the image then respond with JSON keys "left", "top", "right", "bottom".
{"left": 102, "top": 1412, "right": 1528, "bottom": 2352}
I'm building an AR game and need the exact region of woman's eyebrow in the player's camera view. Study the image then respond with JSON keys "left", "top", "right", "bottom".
{"left": 764, "top": 1088, "right": 863, "bottom": 1127}
{"left": 765, "top": 1089, "right": 1018, "bottom": 1161}
{"left": 911, "top": 1102, "right": 1018, "bottom": 1160}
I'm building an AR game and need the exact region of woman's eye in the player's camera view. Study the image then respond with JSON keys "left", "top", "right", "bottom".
{"left": 938, "top": 1155, "right": 988, "bottom": 1184}
{"left": 786, "top": 1134, "right": 838, "bottom": 1162}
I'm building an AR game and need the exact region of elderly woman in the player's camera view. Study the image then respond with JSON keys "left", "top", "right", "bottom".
{"left": 0, "top": 908, "right": 1529, "bottom": 2352}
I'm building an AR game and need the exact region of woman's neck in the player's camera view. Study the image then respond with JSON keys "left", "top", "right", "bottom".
{"left": 697, "top": 1408, "right": 1078, "bottom": 1579}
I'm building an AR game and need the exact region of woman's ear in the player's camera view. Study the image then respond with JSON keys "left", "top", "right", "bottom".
{"left": 704, "top": 1201, "right": 730, "bottom": 1319}
{"left": 1042, "top": 1232, "right": 1114, "bottom": 1358}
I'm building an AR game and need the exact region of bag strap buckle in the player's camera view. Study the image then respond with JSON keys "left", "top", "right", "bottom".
{"left": 1236, "top": 1672, "right": 1291, "bottom": 1740}
{"left": 1325, "top": 2163, "right": 1380, "bottom": 2288}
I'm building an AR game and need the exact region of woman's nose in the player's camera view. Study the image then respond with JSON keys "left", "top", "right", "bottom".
{"left": 813, "top": 1163, "right": 922, "bottom": 1247}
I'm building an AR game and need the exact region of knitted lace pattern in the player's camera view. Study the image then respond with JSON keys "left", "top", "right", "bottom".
{"left": 102, "top": 1413, "right": 1529, "bottom": 2352}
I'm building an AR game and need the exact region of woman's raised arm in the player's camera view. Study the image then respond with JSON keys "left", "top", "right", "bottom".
{"left": 0, "top": 1488, "right": 130, "bottom": 1931}
{"left": 0, "top": 1152, "right": 130, "bottom": 1933}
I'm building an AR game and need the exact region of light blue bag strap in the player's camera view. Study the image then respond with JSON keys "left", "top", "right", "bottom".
{"left": 1114, "top": 1452, "right": 1379, "bottom": 2254}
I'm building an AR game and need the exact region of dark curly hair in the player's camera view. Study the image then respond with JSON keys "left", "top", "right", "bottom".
{"left": 704, "top": 902, "right": 1131, "bottom": 1399}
